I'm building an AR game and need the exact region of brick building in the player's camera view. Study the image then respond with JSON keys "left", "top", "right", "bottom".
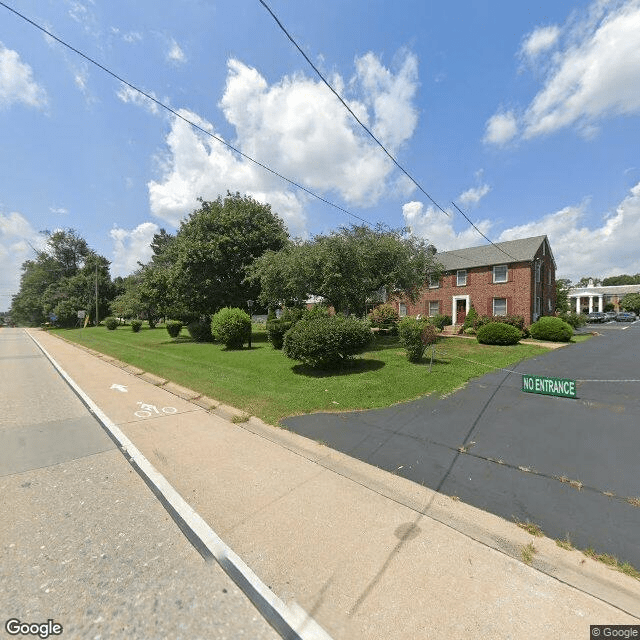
{"left": 397, "top": 235, "right": 556, "bottom": 326}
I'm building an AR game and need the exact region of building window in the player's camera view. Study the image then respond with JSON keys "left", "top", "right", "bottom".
{"left": 548, "top": 298, "right": 552, "bottom": 312}
{"left": 456, "top": 270, "right": 467, "bottom": 286}
{"left": 535, "top": 262, "right": 541, "bottom": 283}
{"left": 493, "top": 298, "right": 507, "bottom": 316}
{"left": 428, "top": 301, "right": 439, "bottom": 316}
{"left": 428, "top": 274, "right": 439, "bottom": 288}
{"left": 493, "top": 265, "right": 508, "bottom": 283}
{"left": 399, "top": 303, "right": 407, "bottom": 317}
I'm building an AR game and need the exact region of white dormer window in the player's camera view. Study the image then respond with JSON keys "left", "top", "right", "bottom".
{"left": 493, "top": 265, "right": 508, "bottom": 283}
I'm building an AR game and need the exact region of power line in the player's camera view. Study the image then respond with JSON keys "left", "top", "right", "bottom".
{"left": 257, "top": 0, "right": 519, "bottom": 263}
{"left": 0, "top": 1, "right": 374, "bottom": 228}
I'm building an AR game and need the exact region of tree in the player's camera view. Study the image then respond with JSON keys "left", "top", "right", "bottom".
{"left": 620, "top": 293, "right": 640, "bottom": 314}
{"left": 169, "top": 193, "right": 289, "bottom": 318}
{"left": 249, "top": 224, "right": 441, "bottom": 316}
{"left": 602, "top": 274, "right": 640, "bottom": 286}
{"left": 11, "top": 229, "right": 113, "bottom": 326}
{"left": 555, "top": 278, "right": 572, "bottom": 314}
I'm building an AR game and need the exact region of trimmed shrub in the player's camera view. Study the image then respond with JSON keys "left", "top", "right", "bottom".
{"left": 104, "top": 317, "right": 119, "bottom": 330}
{"left": 429, "top": 314, "right": 452, "bottom": 330}
{"left": 211, "top": 307, "right": 251, "bottom": 349}
{"left": 283, "top": 315, "right": 372, "bottom": 368}
{"left": 369, "top": 303, "right": 399, "bottom": 332}
{"left": 266, "top": 318, "right": 292, "bottom": 349}
{"left": 131, "top": 319, "right": 142, "bottom": 333}
{"left": 477, "top": 322, "right": 522, "bottom": 345}
{"left": 187, "top": 319, "right": 213, "bottom": 342}
{"left": 399, "top": 318, "right": 422, "bottom": 362}
{"left": 529, "top": 316, "right": 573, "bottom": 342}
{"left": 166, "top": 320, "right": 183, "bottom": 338}
{"left": 398, "top": 317, "right": 435, "bottom": 363}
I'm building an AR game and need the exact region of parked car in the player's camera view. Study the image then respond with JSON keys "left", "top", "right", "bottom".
{"left": 587, "top": 312, "right": 606, "bottom": 323}
{"left": 604, "top": 311, "right": 617, "bottom": 320}
{"left": 616, "top": 311, "right": 637, "bottom": 322}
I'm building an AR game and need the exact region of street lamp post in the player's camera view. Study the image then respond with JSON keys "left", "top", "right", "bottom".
{"left": 247, "top": 300, "right": 253, "bottom": 349}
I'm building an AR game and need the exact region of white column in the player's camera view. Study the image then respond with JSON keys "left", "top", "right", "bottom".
{"left": 598, "top": 295, "right": 603, "bottom": 312}
{"left": 576, "top": 297, "right": 580, "bottom": 314}
{"left": 588, "top": 296, "right": 593, "bottom": 313}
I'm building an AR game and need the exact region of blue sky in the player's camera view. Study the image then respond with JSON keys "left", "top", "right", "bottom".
{"left": 2, "top": 0, "right": 640, "bottom": 310}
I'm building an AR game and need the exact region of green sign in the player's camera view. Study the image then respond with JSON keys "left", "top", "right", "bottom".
{"left": 522, "top": 374, "right": 576, "bottom": 399}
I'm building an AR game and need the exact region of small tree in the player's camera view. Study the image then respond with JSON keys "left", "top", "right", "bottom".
{"left": 620, "top": 293, "right": 640, "bottom": 314}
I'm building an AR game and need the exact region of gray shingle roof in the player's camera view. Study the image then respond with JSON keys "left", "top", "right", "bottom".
{"left": 433, "top": 235, "right": 549, "bottom": 271}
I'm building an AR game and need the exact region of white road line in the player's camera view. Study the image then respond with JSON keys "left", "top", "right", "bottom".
{"left": 28, "top": 330, "right": 332, "bottom": 640}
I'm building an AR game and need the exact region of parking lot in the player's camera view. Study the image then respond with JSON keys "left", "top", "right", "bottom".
{"left": 283, "top": 322, "right": 640, "bottom": 567}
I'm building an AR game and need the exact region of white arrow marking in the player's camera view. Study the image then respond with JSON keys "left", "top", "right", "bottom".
{"left": 110, "top": 384, "right": 128, "bottom": 393}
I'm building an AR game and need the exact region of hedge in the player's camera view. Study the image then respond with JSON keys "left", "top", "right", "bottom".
{"left": 529, "top": 316, "right": 573, "bottom": 342}
{"left": 476, "top": 322, "right": 522, "bottom": 345}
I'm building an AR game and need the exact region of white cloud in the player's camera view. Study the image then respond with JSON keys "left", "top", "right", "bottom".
{"left": 109, "top": 222, "right": 160, "bottom": 277}
{"left": 520, "top": 25, "right": 561, "bottom": 61}
{"left": 403, "top": 181, "right": 640, "bottom": 282}
{"left": 0, "top": 43, "right": 48, "bottom": 110}
{"left": 149, "top": 52, "right": 420, "bottom": 235}
{"left": 458, "top": 183, "right": 491, "bottom": 208}
{"left": 49, "top": 207, "right": 68, "bottom": 215}
{"left": 483, "top": 111, "right": 518, "bottom": 145}
{"left": 116, "top": 85, "right": 160, "bottom": 115}
{"left": 0, "top": 211, "right": 44, "bottom": 309}
{"left": 167, "top": 38, "right": 186, "bottom": 65}
{"left": 488, "top": 0, "right": 640, "bottom": 143}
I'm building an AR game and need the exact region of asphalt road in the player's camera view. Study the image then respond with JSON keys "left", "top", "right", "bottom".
{"left": 282, "top": 321, "right": 640, "bottom": 567}
{"left": 0, "top": 328, "right": 279, "bottom": 639}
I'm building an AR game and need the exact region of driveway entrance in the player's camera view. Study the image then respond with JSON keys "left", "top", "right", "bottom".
{"left": 282, "top": 324, "right": 640, "bottom": 567}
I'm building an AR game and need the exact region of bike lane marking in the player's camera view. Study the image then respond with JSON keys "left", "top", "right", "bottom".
{"left": 27, "top": 330, "right": 332, "bottom": 640}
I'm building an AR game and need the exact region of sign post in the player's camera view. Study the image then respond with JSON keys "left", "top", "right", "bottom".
{"left": 522, "top": 374, "right": 576, "bottom": 399}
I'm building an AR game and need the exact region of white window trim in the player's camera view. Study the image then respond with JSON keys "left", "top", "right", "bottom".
{"left": 428, "top": 274, "right": 440, "bottom": 288}
{"left": 428, "top": 301, "right": 439, "bottom": 317}
{"left": 493, "top": 298, "right": 507, "bottom": 316}
{"left": 399, "top": 302, "right": 407, "bottom": 317}
{"left": 456, "top": 269, "right": 467, "bottom": 286}
{"left": 493, "top": 265, "right": 508, "bottom": 283}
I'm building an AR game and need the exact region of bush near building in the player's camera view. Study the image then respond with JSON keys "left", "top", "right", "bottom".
{"left": 476, "top": 322, "right": 522, "bottom": 346}
{"left": 398, "top": 317, "right": 439, "bottom": 362}
{"left": 529, "top": 316, "right": 573, "bottom": 342}
{"left": 368, "top": 303, "right": 400, "bottom": 334}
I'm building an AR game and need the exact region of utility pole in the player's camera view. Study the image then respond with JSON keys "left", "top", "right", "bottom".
{"left": 95, "top": 263, "right": 99, "bottom": 326}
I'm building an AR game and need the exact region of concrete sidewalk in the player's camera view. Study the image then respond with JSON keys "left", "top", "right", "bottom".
{"left": 29, "top": 330, "right": 640, "bottom": 638}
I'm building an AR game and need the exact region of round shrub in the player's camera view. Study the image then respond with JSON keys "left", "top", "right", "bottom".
{"left": 211, "top": 307, "right": 251, "bottom": 349}
{"left": 398, "top": 317, "right": 430, "bottom": 363}
{"left": 283, "top": 316, "right": 372, "bottom": 368}
{"left": 476, "top": 322, "right": 522, "bottom": 345}
{"left": 429, "top": 314, "right": 451, "bottom": 330}
{"left": 187, "top": 319, "right": 213, "bottom": 342}
{"left": 166, "top": 320, "right": 183, "bottom": 338}
{"left": 104, "top": 317, "right": 119, "bottom": 330}
{"left": 529, "top": 316, "right": 573, "bottom": 342}
{"left": 131, "top": 319, "right": 142, "bottom": 333}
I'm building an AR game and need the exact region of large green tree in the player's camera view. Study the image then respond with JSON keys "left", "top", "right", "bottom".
{"left": 11, "top": 230, "right": 113, "bottom": 326}
{"left": 602, "top": 274, "right": 640, "bottom": 286}
{"left": 620, "top": 293, "right": 640, "bottom": 314}
{"left": 169, "top": 193, "right": 289, "bottom": 317}
{"left": 249, "top": 224, "right": 441, "bottom": 316}
{"left": 555, "top": 278, "right": 572, "bottom": 314}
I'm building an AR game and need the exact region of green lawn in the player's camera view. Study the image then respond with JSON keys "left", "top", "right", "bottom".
{"left": 51, "top": 324, "right": 551, "bottom": 425}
